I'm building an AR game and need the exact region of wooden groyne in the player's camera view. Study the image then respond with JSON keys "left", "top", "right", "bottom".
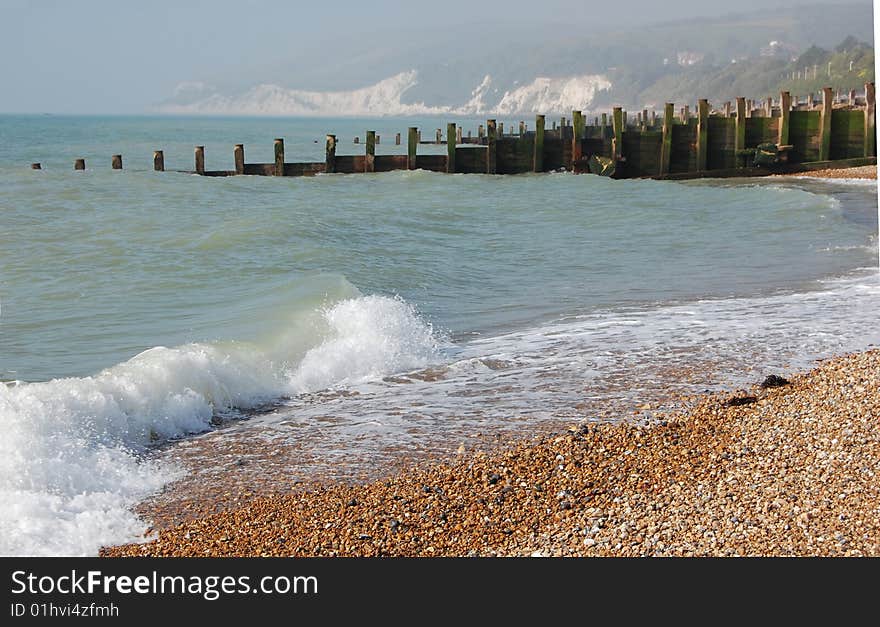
{"left": 44, "top": 84, "right": 876, "bottom": 180}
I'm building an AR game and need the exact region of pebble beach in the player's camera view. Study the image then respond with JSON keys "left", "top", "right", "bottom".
{"left": 103, "top": 348, "right": 880, "bottom": 557}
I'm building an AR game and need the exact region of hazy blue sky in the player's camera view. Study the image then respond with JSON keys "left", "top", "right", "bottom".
{"left": 0, "top": 0, "right": 873, "bottom": 113}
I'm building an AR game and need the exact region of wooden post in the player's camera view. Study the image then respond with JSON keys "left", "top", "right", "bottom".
{"left": 456, "top": 126, "right": 462, "bottom": 144}
{"left": 153, "top": 150, "right": 164, "bottom": 172}
{"left": 849, "top": 89, "right": 857, "bottom": 105}
{"left": 724, "top": 101, "right": 731, "bottom": 118}
{"left": 325, "top": 134, "right": 336, "bottom": 173}
{"left": 273, "top": 139, "right": 284, "bottom": 176}
{"left": 446, "top": 123, "right": 456, "bottom": 174}
{"left": 234, "top": 144, "right": 245, "bottom": 175}
{"left": 395, "top": 132, "right": 401, "bottom": 145}
{"left": 746, "top": 99, "right": 753, "bottom": 117}
{"left": 572, "top": 110, "right": 584, "bottom": 162}
{"left": 683, "top": 105, "right": 690, "bottom": 123}
{"left": 864, "top": 82, "right": 875, "bottom": 157}
{"left": 779, "top": 91, "right": 791, "bottom": 146}
{"left": 735, "top": 97, "right": 746, "bottom": 167}
{"left": 376, "top": 135, "right": 380, "bottom": 144}
{"left": 354, "top": 136, "right": 360, "bottom": 144}
{"left": 808, "top": 93, "right": 814, "bottom": 110}
{"left": 365, "top": 130, "right": 376, "bottom": 173}
{"left": 659, "top": 103, "right": 673, "bottom": 176}
{"left": 766, "top": 97, "right": 773, "bottom": 117}
{"left": 612, "top": 107, "right": 624, "bottom": 163}
{"left": 486, "top": 119, "right": 497, "bottom": 174}
{"left": 407, "top": 127, "right": 418, "bottom": 169}
{"left": 533, "top": 114, "right": 545, "bottom": 172}
{"left": 696, "top": 99, "right": 709, "bottom": 171}
{"left": 195, "top": 146, "right": 205, "bottom": 175}
{"left": 74, "top": 158, "right": 85, "bottom": 170}
{"left": 31, "top": 163, "right": 41, "bottom": 169}
{"left": 818, "top": 87, "right": 833, "bottom": 161}
{"left": 650, "top": 110, "right": 656, "bottom": 127}
{"left": 600, "top": 113, "right": 607, "bottom": 137}
{"left": 519, "top": 120, "right": 525, "bottom": 136}
{"left": 111, "top": 154, "right": 122, "bottom": 170}
{"left": 436, "top": 128, "right": 442, "bottom": 143}
{"left": 478, "top": 124, "right": 484, "bottom": 139}
{"left": 499, "top": 122, "right": 504, "bottom": 136}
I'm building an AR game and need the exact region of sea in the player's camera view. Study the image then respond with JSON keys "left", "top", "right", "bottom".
{"left": 0, "top": 114, "right": 878, "bottom": 556}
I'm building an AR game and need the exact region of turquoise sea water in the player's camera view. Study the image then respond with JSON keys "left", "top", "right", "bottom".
{"left": 0, "top": 114, "right": 878, "bottom": 555}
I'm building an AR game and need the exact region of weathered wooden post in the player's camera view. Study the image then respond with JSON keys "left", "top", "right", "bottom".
{"left": 519, "top": 121, "right": 525, "bottom": 136}
{"left": 696, "top": 99, "right": 709, "bottom": 171}
{"left": 621, "top": 112, "right": 626, "bottom": 129}
{"left": 195, "top": 146, "right": 205, "bottom": 175}
{"left": 659, "top": 103, "right": 673, "bottom": 176}
{"left": 274, "top": 139, "right": 284, "bottom": 176}
{"left": 478, "top": 124, "right": 485, "bottom": 139}
{"left": 818, "top": 87, "right": 833, "bottom": 161}
{"left": 572, "top": 110, "right": 584, "bottom": 162}
{"left": 365, "top": 130, "right": 376, "bottom": 173}
{"left": 864, "top": 82, "right": 875, "bottom": 157}
{"left": 153, "top": 150, "right": 164, "bottom": 172}
{"left": 642, "top": 108, "right": 648, "bottom": 130}
{"left": 234, "top": 144, "right": 245, "bottom": 175}
{"left": 447, "top": 123, "right": 456, "bottom": 174}
{"left": 724, "top": 102, "right": 731, "bottom": 118}
{"left": 74, "top": 158, "right": 86, "bottom": 171}
{"left": 456, "top": 126, "right": 462, "bottom": 144}
{"left": 436, "top": 128, "right": 442, "bottom": 143}
{"left": 600, "top": 113, "right": 607, "bottom": 137}
{"left": 650, "top": 110, "right": 657, "bottom": 127}
{"left": 807, "top": 93, "right": 814, "bottom": 110}
{"left": 533, "top": 114, "right": 545, "bottom": 172}
{"left": 418, "top": 130, "right": 422, "bottom": 143}
{"left": 499, "top": 122, "right": 504, "bottom": 136}
{"left": 31, "top": 163, "right": 41, "bottom": 169}
{"left": 735, "top": 97, "right": 746, "bottom": 167}
{"left": 746, "top": 99, "right": 753, "bottom": 117}
{"left": 407, "top": 127, "right": 418, "bottom": 169}
{"left": 612, "top": 107, "right": 624, "bottom": 165}
{"left": 395, "top": 132, "right": 401, "bottom": 145}
{"left": 111, "top": 154, "right": 122, "bottom": 170}
{"left": 778, "top": 92, "right": 791, "bottom": 147}
{"left": 486, "top": 119, "right": 497, "bottom": 174}
{"left": 376, "top": 135, "right": 380, "bottom": 144}
{"left": 325, "top": 135, "right": 336, "bottom": 173}
{"left": 354, "top": 136, "right": 360, "bottom": 144}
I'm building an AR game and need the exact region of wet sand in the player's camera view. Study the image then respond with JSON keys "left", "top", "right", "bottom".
{"left": 103, "top": 349, "right": 880, "bottom": 557}
{"left": 774, "top": 165, "right": 877, "bottom": 179}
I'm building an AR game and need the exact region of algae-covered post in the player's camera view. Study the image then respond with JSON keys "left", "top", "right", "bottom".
{"left": 153, "top": 150, "right": 164, "bottom": 172}
{"left": 112, "top": 155, "right": 122, "bottom": 170}
{"left": 447, "top": 123, "right": 456, "bottom": 174}
{"left": 234, "top": 144, "right": 245, "bottom": 175}
{"left": 195, "top": 146, "right": 205, "bottom": 175}
{"left": 365, "top": 131, "right": 376, "bottom": 173}
{"left": 325, "top": 135, "right": 337, "bottom": 174}
{"left": 819, "top": 87, "right": 833, "bottom": 161}
{"left": 74, "top": 159, "right": 86, "bottom": 170}
{"left": 696, "top": 99, "right": 709, "bottom": 171}
{"left": 407, "top": 127, "right": 418, "bottom": 170}
{"left": 865, "top": 82, "right": 876, "bottom": 157}
{"left": 735, "top": 98, "right": 746, "bottom": 166}
{"left": 273, "top": 139, "right": 284, "bottom": 176}
{"left": 533, "top": 114, "right": 545, "bottom": 172}
{"left": 779, "top": 91, "right": 791, "bottom": 146}
{"left": 612, "top": 107, "right": 623, "bottom": 162}
{"left": 486, "top": 119, "right": 497, "bottom": 174}
{"left": 659, "top": 103, "right": 673, "bottom": 176}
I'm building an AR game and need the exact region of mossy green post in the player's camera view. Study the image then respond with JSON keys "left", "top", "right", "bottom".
{"left": 572, "top": 110, "right": 584, "bottom": 162}
{"left": 365, "top": 131, "right": 376, "bottom": 173}
{"left": 273, "top": 139, "right": 284, "bottom": 176}
{"left": 447, "top": 123, "right": 456, "bottom": 173}
{"left": 325, "top": 135, "right": 336, "bottom": 174}
{"left": 659, "top": 103, "right": 673, "bottom": 176}
{"left": 735, "top": 98, "right": 746, "bottom": 167}
{"left": 195, "top": 146, "right": 205, "bottom": 175}
{"left": 864, "top": 82, "right": 875, "bottom": 157}
{"left": 234, "top": 144, "right": 244, "bottom": 175}
{"left": 818, "top": 87, "right": 833, "bottom": 161}
{"left": 779, "top": 92, "right": 791, "bottom": 146}
{"left": 407, "top": 127, "right": 418, "bottom": 169}
{"left": 486, "top": 119, "right": 497, "bottom": 174}
{"left": 533, "top": 114, "right": 545, "bottom": 172}
{"left": 612, "top": 107, "right": 623, "bottom": 162}
{"left": 696, "top": 99, "right": 709, "bottom": 171}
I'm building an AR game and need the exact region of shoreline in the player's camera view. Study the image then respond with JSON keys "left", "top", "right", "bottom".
{"left": 771, "top": 164, "right": 877, "bottom": 179}
{"left": 103, "top": 348, "right": 880, "bottom": 557}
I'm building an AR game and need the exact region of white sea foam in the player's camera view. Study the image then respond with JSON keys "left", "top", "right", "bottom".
{"left": 0, "top": 294, "right": 439, "bottom": 555}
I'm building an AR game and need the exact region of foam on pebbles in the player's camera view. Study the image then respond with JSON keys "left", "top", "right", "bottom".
{"left": 102, "top": 350, "right": 880, "bottom": 557}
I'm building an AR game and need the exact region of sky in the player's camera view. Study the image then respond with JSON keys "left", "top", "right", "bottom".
{"left": 0, "top": 0, "right": 874, "bottom": 113}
